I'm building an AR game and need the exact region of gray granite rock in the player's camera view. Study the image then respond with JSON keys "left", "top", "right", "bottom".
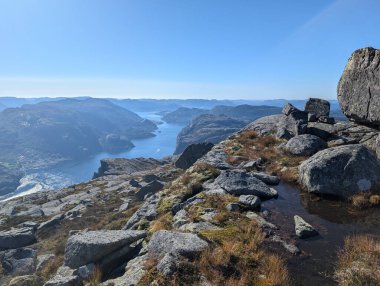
{"left": 0, "top": 228, "right": 36, "bottom": 250}
{"left": 304, "top": 98, "right": 330, "bottom": 118}
{"left": 250, "top": 172, "right": 280, "bottom": 185}
{"left": 284, "top": 134, "right": 327, "bottom": 156}
{"left": 43, "top": 265, "right": 80, "bottom": 286}
{"left": 64, "top": 230, "right": 147, "bottom": 268}
{"left": 239, "top": 195, "right": 261, "bottom": 210}
{"left": 175, "top": 143, "right": 214, "bottom": 170}
{"left": 0, "top": 247, "right": 36, "bottom": 276}
{"left": 294, "top": 215, "right": 318, "bottom": 239}
{"left": 214, "top": 170, "right": 277, "bottom": 199}
{"left": 135, "top": 180, "right": 164, "bottom": 201}
{"left": 338, "top": 47, "right": 380, "bottom": 127}
{"left": 123, "top": 194, "right": 160, "bottom": 229}
{"left": 299, "top": 144, "right": 380, "bottom": 198}
{"left": 147, "top": 230, "right": 208, "bottom": 258}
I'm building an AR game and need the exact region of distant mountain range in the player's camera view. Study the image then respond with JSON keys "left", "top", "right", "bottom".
{"left": 0, "top": 97, "right": 342, "bottom": 113}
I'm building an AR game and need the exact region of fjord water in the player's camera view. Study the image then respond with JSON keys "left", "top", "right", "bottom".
{"left": 0, "top": 112, "right": 184, "bottom": 201}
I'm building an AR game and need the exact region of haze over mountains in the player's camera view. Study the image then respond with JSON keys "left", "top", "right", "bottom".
{"left": 0, "top": 96, "right": 344, "bottom": 199}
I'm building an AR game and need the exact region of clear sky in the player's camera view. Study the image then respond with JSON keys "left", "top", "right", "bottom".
{"left": 0, "top": 0, "right": 379, "bottom": 100}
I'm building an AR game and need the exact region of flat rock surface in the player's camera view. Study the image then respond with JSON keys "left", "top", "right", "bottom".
{"left": 0, "top": 228, "right": 36, "bottom": 250}
{"left": 147, "top": 230, "right": 208, "bottom": 258}
{"left": 284, "top": 134, "right": 327, "bottom": 156}
{"left": 214, "top": 169, "right": 277, "bottom": 199}
{"left": 64, "top": 230, "right": 147, "bottom": 268}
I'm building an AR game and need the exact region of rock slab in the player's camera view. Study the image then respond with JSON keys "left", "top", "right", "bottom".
{"left": 147, "top": 230, "right": 208, "bottom": 258}
{"left": 214, "top": 169, "right": 277, "bottom": 199}
{"left": 0, "top": 228, "right": 36, "bottom": 250}
{"left": 64, "top": 230, "right": 147, "bottom": 268}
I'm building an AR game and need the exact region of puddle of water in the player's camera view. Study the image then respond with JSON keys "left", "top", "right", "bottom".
{"left": 262, "top": 182, "right": 380, "bottom": 286}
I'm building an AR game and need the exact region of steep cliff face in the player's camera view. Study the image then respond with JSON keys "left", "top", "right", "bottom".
{"left": 338, "top": 47, "right": 380, "bottom": 127}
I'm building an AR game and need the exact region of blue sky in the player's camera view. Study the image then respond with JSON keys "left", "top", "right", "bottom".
{"left": 0, "top": 0, "right": 379, "bottom": 99}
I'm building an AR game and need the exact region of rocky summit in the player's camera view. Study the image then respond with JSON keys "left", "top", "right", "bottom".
{"left": 0, "top": 47, "right": 380, "bottom": 286}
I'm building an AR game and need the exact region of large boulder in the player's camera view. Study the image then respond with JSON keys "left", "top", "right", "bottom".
{"left": 299, "top": 144, "right": 380, "bottom": 199}
{"left": 245, "top": 114, "right": 285, "bottom": 136}
{"left": 175, "top": 142, "right": 214, "bottom": 170}
{"left": 284, "top": 134, "right": 327, "bottom": 156}
{"left": 214, "top": 170, "right": 278, "bottom": 199}
{"left": 0, "top": 247, "right": 36, "bottom": 276}
{"left": 304, "top": 98, "right": 330, "bottom": 118}
{"left": 338, "top": 47, "right": 380, "bottom": 127}
{"left": 64, "top": 230, "right": 147, "bottom": 268}
{"left": 0, "top": 228, "right": 36, "bottom": 250}
{"left": 277, "top": 105, "right": 308, "bottom": 139}
{"left": 147, "top": 230, "right": 208, "bottom": 258}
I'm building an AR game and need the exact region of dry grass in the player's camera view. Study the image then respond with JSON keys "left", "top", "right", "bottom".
{"left": 149, "top": 213, "right": 173, "bottom": 232}
{"left": 38, "top": 255, "right": 64, "bottom": 282}
{"left": 335, "top": 234, "right": 380, "bottom": 286}
{"left": 350, "top": 193, "right": 380, "bottom": 209}
{"left": 157, "top": 162, "right": 220, "bottom": 214}
{"left": 85, "top": 266, "right": 103, "bottom": 286}
{"left": 198, "top": 220, "right": 290, "bottom": 286}
{"left": 224, "top": 131, "right": 305, "bottom": 183}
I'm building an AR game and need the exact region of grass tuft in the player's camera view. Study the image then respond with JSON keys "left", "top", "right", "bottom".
{"left": 335, "top": 234, "right": 380, "bottom": 286}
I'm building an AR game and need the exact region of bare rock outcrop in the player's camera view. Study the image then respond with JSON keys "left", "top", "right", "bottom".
{"left": 299, "top": 144, "right": 380, "bottom": 199}
{"left": 338, "top": 47, "right": 380, "bottom": 127}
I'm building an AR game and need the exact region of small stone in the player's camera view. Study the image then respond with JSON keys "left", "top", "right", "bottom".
{"left": 239, "top": 195, "right": 261, "bottom": 210}
{"left": 226, "top": 203, "right": 240, "bottom": 212}
{"left": 294, "top": 215, "right": 318, "bottom": 239}
{"left": 318, "top": 116, "right": 335, "bottom": 124}
{"left": 157, "top": 253, "right": 177, "bottom": 276}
